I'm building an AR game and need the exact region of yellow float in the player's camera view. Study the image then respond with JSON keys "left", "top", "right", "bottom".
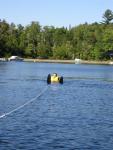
{"left": 47, "top": 73, "right": 63, "bottom": 84}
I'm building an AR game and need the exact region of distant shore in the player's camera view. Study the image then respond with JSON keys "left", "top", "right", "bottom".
{"left": 23, "top": 58, "right": 113, "bottom": 65}
{"left": 24, "top": 59, "right": 74, "bottom": 64}
{"left": 1, "top": 58, "right": 113, "bottom": 65}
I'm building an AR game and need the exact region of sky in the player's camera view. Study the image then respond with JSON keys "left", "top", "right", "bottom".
{"left": 0, "top": 0, "right": 113, "bottom": 27}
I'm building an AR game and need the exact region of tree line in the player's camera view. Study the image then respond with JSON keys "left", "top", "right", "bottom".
{"left": 0, "top": 9, "right": 113, "bottom": 60}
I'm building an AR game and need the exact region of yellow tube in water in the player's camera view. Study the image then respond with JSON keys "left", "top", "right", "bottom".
{"left": 51, "top": 76, "right": 59, "bottom": 82}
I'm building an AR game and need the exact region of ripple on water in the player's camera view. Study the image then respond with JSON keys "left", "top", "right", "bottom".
{"left": 0, "top": 62, "right": 113, "bottom": 149}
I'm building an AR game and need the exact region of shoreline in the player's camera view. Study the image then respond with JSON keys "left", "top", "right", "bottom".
{"left": 1, "top": 58, "right": 113, "bottom": 65}
{"left": 23, "top": 58, "right": 113, "bottom": 65}
{"left": 24, "top": 59, "right": 75, "bottom": 64}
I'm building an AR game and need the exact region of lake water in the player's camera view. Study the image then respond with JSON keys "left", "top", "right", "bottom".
{"left": 0, "top": 62, "right": 113, "bottom": 150}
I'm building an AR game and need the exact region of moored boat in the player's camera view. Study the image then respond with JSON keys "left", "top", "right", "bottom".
{"left": 8, "top": 56, "right": 23, "bottom": 61}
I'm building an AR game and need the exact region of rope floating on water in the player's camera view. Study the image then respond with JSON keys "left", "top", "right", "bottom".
{"left": 0, "top": 86, "right": 48, "bottom": 119}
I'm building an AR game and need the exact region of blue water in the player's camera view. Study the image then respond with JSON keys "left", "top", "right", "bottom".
{"left": 0, "top": 62, "right": 113, "bottom": 150}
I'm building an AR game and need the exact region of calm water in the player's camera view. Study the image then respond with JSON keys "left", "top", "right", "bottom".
{"left": 0, "top": 62, "right": 113, "bottom": 150}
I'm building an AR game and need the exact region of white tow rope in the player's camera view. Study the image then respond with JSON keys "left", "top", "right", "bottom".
{"left": 0, "top": 86, "right": 48, "bottom": 119}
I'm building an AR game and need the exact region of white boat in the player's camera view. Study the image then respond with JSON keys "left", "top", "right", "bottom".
{"left": 75, "top": 58, "right": 82, "bottom": 64}
{"left": 8, "top": 56, "right": 23, "bottom": 61}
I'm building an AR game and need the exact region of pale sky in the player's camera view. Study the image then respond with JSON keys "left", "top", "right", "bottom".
{"left": 0, "top": 0, "right": 113, "bottom": 27}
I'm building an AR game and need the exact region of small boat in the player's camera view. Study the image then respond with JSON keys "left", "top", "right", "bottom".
{"left": 8, "top": 56, "right": 23, "bottom": 61}
{"left": 47, "top": 73, "right": 63, "bottom": 84}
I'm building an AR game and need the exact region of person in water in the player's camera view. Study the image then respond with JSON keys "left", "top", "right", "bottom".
{"left": 51, "top": 73, "right": 59, "bottom": 82}
{"left": 47, "top": 73, "right": 63, "bottom": 84}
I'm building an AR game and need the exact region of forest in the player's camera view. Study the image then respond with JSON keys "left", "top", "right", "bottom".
{"left": 0, "top": 9, "right": 113, "bottom": 60}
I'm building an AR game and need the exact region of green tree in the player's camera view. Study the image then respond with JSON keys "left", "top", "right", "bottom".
{"left": 0, "top": 20, "right": 10, "bottom": 57}
{"left": 40, "top": 26, "right": 55, "bottom": 57}
{"left": 25, "top": 21, "right": 41, "bottom": 58}
{"left": 102, "top": 9, "right": 113, "bottom": 24}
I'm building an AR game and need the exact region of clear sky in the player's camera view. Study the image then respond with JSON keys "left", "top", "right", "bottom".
{"left": 0, "top": 0, "right": 113, "bottom": 27}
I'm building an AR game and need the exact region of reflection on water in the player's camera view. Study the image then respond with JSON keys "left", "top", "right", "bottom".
{"left": 0, "top": 62, "right": 113, "bottom": 149}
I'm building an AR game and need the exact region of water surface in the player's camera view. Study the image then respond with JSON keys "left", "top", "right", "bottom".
{"left": 0, "top": 62, "right": 113, "bottom": 150}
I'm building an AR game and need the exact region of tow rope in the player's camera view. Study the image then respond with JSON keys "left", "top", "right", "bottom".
{"left": 0, "top": 86, "right": 48, "bottom": 119}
